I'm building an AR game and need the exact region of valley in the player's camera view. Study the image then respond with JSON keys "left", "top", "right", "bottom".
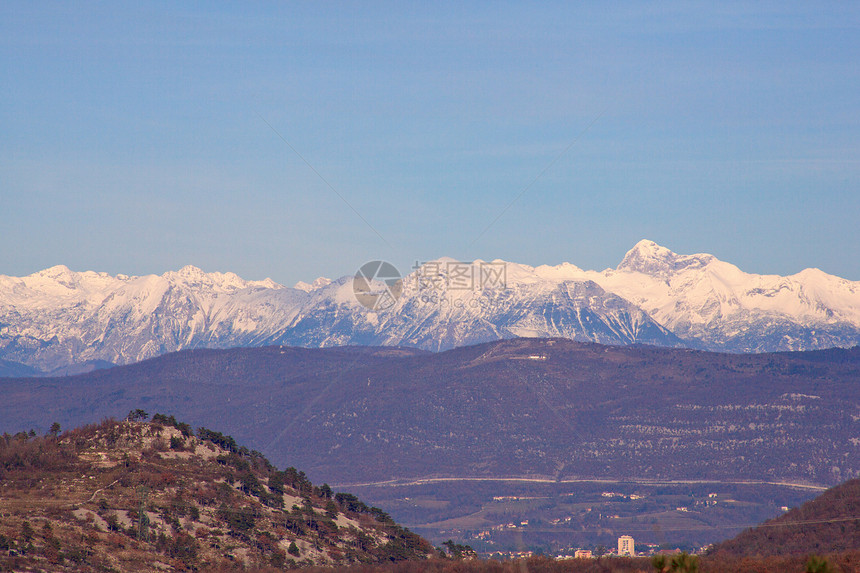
{"left": 341, "top": 477, "right": 823, "bottom": 554}
{"left": 2, "top": 338, "right": 857, "bottom": 553}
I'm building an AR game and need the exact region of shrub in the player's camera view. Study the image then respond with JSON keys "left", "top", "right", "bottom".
{"left": 271, "top": 548, "right": 287, "bottom": 567}
{"left": 168, "top": 532, "right": 198, "bottom": 564}
{"left": 218, "top": 504, "right": 256, "bottom": 532}
{"left": 152, "top": 413, "right": 193, "bottom": 437}
{"left": 197, "top": 427, "right": 238, "bottom": 452}
{"left": 20, "top": 521, "right": 34, "bottom": 543}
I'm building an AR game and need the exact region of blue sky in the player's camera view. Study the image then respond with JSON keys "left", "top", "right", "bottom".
{"left": 2, "top": 2, "right": 858, "bottom": 284}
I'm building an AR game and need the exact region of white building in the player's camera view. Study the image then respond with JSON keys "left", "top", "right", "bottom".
{"left": 618, "top": 535, "right": 634, "bottom": 556}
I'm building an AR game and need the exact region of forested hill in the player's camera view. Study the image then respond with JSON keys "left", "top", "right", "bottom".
{"left": 2, "top": 339, "right": 859, "bottom": 486}
{"left": 0, "top": 415, "right": 433, "bottom": 571}
{"left": 709, "top": 478, "right": 860, "bottom": 557}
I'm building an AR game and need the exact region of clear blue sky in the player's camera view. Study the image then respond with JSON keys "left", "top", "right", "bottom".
{"left": 2, "top": 2, "right": 858, "bottom": 284}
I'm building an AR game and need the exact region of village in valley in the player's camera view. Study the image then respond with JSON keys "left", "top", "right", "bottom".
{"left": 369, "top": 487, "right": 754, "bottom": 561}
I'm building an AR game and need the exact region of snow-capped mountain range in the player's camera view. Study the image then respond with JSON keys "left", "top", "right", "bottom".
{"left": 1, "top": 240, "right": 858, "bottom": 372}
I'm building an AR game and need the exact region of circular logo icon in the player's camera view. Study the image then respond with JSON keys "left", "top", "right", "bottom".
{"left": 353, "top": 261, "right": 403, "bottom": 311}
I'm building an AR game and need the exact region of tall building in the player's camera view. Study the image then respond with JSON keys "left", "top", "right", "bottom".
{"left": 618, "top": 535, "right": 634, "bottom": 556}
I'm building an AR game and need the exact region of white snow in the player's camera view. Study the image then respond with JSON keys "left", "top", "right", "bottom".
{"left": 2, "top": 241, "right": 859, "bottom": 371}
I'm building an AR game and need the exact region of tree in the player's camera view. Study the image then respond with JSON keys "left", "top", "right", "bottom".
{"left": 218, "top": 504, "right": 256, "bottom": 532}
{"left": 652, "top": 552, "right": 699, "bottom": 573}
{"left": 805, "top": 555, "right": 834, "bottom": 573}
{"left": 268, "top": 472, "right": 285, "bottom": 496}
{"left": 673, "top": 552, "right": 699, "bottom": 573}
{"left": 152, "top": 413, "right": 192, "bottom": 436}
{"left": 441, "top": 539, "right": 475, "bottom": 559}
{"left": 288, "top": 541, "right": 300, "bottom": 556}
{"left": 48, "top": 422, "right": 61, "bottom": 437}
{"left": 335, "top": 492, "right": 368, "bottom": 513}
{"left": 197, "top": 427, "right": 238, "bottom": 452}
{"left": 126, "top": 409, "right": 149, "bottom": 422}
{"left": 325, "top": 500, "right": 339, "bottom": 519}
{"left": 20, "top": 521, "right": 34, "bottom": 543}
{"left": 652, "top": 555, "right": 669, "bottom": 572}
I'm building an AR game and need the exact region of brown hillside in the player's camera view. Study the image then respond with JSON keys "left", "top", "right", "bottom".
{"left": 709, "top": 478, "right": 860, "bottom": 558}
{"left": 3, "top": 340, "right": 859, "bottom": 487}
{"left": 0, "top": 416, "right": 432, "bottom": 572}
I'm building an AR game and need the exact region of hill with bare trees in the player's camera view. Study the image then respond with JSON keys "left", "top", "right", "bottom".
{"left": 0, "top": 415, "right": 432, "bottom": 571}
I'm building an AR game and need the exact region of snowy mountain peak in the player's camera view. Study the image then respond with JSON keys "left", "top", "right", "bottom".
{"left": 37, "top": 264, "right": 74, "bottom": 277}
{"left": 162, "top": 265, "right": 267, "bottom": 292}
{"left": 1, "top": 242, "right": 859, "bottom": 371}
{"left": 533, "top": 261, "right": 585, "bottom": 280}
{"left": 22, "top": 264, "right": 86, "bottom": 293}
{"left": 406, "top": 257, "right": 576, "bottom": 288}
{"left": 31, "top": 264, "right": 83, "bottom": 285}
{"left": 162, "top": 265, "right": 211, "bottom": 286}
{"left": 294, "top": 277, "right": 332, "bottom": 292}
{"left": 257, "top": 277, "right": 283, "bottom": 289}
{"left": 175, "top": 265, "right": 208, "bottom": 279}
{"left": 618, "top": 240, "right": 715, "bottom": 275}
{"left": 417, "top": 256, "right": 460, "bottom": 266}
{"left": 617, "top": 240, "right": 677, "bottom": 273}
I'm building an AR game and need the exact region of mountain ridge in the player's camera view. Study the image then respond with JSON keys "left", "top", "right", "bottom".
{"left": 3, "top": 338, "right": 858, "bottom": 488}
{"left": 2, "top": 241, "right": 859, "bottom": 371}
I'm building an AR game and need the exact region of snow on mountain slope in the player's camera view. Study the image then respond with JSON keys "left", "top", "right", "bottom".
{"left": 1, "top": 241, "right": 859, "bottom": 370}
{"left": 495, "top": 240, "right": 860, "bottom": 352}
{"left": 0, "top": 266, "right": 306, "bottom": 370}
{"left": 270, "top": 267, "right": 681, "bottom": 352}
{"left": 383, "top": 260, "right": 682, "bottom": 351}
{"left": 589, "top": 240, "right": 860, "bottom": 352}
